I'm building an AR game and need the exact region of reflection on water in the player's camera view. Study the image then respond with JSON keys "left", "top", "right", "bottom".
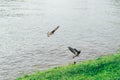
{"left": 0, "top": 0, "right": 120, "bottom": 80}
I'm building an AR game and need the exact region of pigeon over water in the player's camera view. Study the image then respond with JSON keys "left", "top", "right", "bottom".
{"left": 68, "top": 47, "right": 81, "bottom": 58}
{"left": 47, "top": 26, "right": 59, "bottom": 37}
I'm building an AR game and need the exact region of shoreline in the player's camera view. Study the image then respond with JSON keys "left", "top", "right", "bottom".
{"left": 16, "top": 51, "right": 120, "bottom": 80}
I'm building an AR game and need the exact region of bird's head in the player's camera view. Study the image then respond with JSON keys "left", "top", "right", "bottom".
{"left": 78, "top": 50, "right": 81, "bottom": 54}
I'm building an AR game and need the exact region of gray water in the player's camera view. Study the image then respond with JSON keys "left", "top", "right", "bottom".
{"left": 0, "top": 0, "right": 120, "bottom": 80}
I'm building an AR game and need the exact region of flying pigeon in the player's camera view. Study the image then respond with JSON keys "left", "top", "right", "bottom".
{"left": 68, "top": 46, "right": 81, "bottom": 58}
{"left": 47, "top": 26, "right": 59, "bottom": 37}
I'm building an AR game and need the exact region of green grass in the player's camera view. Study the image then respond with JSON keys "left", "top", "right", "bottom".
{"left": 16, "top": 52, "right": 120, "bottom": 80}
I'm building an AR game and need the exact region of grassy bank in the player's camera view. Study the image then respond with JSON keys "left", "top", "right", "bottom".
{"left": 17, "top": 52, "right": 120, "bottom": 80}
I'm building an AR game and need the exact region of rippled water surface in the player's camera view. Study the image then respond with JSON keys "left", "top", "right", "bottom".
{"left": 0, "top": 0, "right": 120, "bottom": 80}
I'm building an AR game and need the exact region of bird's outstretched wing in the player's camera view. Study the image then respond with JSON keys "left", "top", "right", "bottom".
{"left": 68, "top": 47, "right": 77, "bottom": 55}
{"left": 74, "top": 49, "right": 78, "bottom": 52}
{"left": 51, "top": 26, "right": 59, "bottom": 33}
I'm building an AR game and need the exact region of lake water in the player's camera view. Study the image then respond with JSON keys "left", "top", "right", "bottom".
{"left": 0, "top": 0, "right": 120, "bottom": 80}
